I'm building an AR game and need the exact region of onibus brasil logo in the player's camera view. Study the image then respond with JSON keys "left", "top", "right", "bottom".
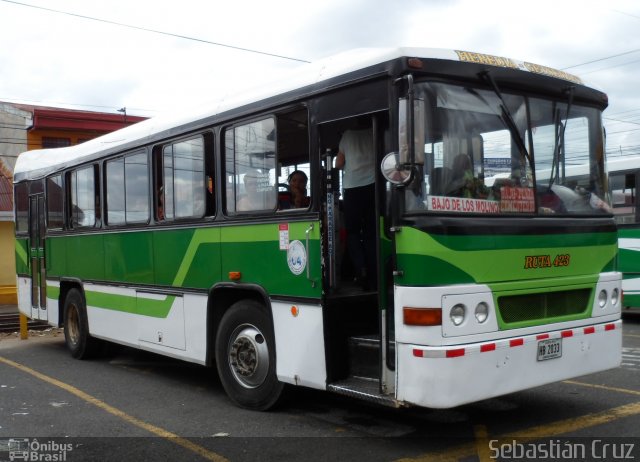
{"left": 4, "top": 438, "right": 74, "bottom": 461}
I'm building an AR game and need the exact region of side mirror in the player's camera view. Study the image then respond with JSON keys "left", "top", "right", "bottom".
{"left": 381, "top": 152, "right": 412, "bottom": 185}
{"left": 398, "top": 98, "right": 425, "bottom": 166}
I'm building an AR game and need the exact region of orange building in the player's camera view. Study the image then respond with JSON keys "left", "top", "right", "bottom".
{"left": 0, "top": 103, "right": 146, "bottom": 303}
{"left": 26, "top": 106, "right": 146, "bottom": 149}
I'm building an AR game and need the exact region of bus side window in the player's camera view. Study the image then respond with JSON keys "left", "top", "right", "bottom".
{"left": 46, "top": 174, "right": 64, "bottom": 230}
{"left": 154, "top": 135, "right": 207, "bottom": 221}
{"left": 275, "top": 107, "right": 311, "bottom": 211}
{"left": 611, "top": 172, "right": 637, "bottom": 224}
{"left": 14, "top": 182, "right": 29, "bottom": 233}
{"left": 69, "top": 165, "right": 98, "bottom": 228}
{"left": 224, "top": 118, "right": 277, "bottom": 214}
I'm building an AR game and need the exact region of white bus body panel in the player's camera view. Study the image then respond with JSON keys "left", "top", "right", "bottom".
{"left": 45, "top": 279, "right": 60, "bottom": 326}
{"left": 272, "top": 301, "right": 326, "bottom": 390}
{"left": 83, "top": 283, "right": 208, "bottom": 364}
{"left": 619, "top": 237, "right": 640, "bottom": 305}
{"left": 396, "top": 321, "right": 621, "bottom": 408}
{"left": 16, "top": 276, "right": 32, "bottom": 318}
{"left": 394, "top": 274, "right": 622, "bottom": 408}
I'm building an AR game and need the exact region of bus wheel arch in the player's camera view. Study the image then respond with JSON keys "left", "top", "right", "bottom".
{"left": 60, "top": 282, "right": 100, "bottom": 360}
{"left": 208, "top": 286, "right": 283, "bottom": 410}
{"left": 207, "top": 284, "right": 273, "bottom": 358}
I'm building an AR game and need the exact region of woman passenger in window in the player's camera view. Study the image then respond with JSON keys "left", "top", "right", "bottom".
{"left": 287, "top": 170, "right": 310, "bottom": 208}
{"left": 446, "top": 153, "right": 489, "bottom": 199}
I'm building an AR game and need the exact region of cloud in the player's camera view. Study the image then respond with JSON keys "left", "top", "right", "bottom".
{"left": 0, "top": 0, "right": 639, "bottom": 146}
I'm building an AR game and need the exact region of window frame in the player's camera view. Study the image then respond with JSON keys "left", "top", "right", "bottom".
{"left": 45, "top": 174, "right": 65, "bottom": 230}
{"left": 104, "top": 149, "right": 150, "bottom": 227}
{"left": 153, "top": 132, "right": 213, "bottom": 223}
{"left": 14, "top": 182, "right": 29, "bottom": 235}
{"left": 68, "top": 164, "right": 99, "bottom": 229}
{"left": 224, "top": 116, "right": 278, "bottom": 215}
{"left": 222, "top": 107, "right": 312, "bottom": 216}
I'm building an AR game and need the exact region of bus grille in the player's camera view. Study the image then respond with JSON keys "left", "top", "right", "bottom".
{"left": 497, "top": 289, "right": 591, "bottom": 324}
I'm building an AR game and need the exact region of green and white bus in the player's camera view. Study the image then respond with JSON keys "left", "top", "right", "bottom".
{"left": 14, "top": 47, "right": 622, "bottom": 410}
{"left": 526, "top": 152, "right": 640, "bottom": 310}
{"left": 596, "top": 154, "right": 640, "bottom": 309}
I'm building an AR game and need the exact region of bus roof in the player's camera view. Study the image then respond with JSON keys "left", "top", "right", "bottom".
{"left": 604, "top": 154, "right": 640, "bottom": 174}
{"left": 13, "top": 47, "right": 599, "bottom": 182}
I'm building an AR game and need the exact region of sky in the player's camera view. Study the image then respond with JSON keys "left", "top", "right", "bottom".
{"left": 1, "top": 0, "right": 640, "bottom": 153}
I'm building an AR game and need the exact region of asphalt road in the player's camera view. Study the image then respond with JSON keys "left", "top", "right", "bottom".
{"left": 0, "top": 312, "right": 639, "bottom": 461}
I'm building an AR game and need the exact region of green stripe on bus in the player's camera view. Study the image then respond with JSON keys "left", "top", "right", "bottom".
{"left": 15, "top": 239, "right": 28, "bottom": 268}
{"left": 85, "top": 290, "right": 175, "bottom": 318}
{"left": 395, "top": 227, "right": 616, "bottom": 285}
{"left": 429, "top": 230, "right": 617, "bottom": 251}
{"left": 48, "top": 285, "right": 60, "bottom": 300}
{"left": 46, "top": 284, "right": 174, "bottom": 319}
{"left": 45, "top": 221, "right": 321, "bottom": 298}
{"left": 172, "top": 227, "right": 217, "bottom": 287}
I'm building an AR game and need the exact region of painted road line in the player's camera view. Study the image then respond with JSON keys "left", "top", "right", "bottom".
{"left": 563, "top": 379, "right": 640, "bottom": 397}
{"left": 0, "top": 355, "right": 228, "bottom": 462}
{"left": 396, "top": 395, "right": 640, "bottom": 461}
{"left": 501, "top": 401, "right": 640, "bottom": 438}
{"left": 621, "top": 347, "right": 640, "bottom": 370}
{"left": 473, "top": 425, "right": 492, "bottom": 462}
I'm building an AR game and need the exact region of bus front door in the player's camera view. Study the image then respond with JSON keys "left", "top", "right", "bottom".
{"left": 320, "top": 113, "right": 397, "bottom": 403}
{"left": 28, "top": 194, "right": 47, "bottom": 320}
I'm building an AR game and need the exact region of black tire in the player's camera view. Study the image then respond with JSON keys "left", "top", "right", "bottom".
{"left": 215, "top": 300, "right": 284, "bottom": 410}
{"left": 63, "top": 288, "right": 100, "bottom": 359}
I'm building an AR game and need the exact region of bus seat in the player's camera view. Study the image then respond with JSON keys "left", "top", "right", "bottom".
{"left": 430, "top": 167, "right": 450, "bottom": 195}
{"left": 278, "top": 182, "right": 292, "bottom": 209}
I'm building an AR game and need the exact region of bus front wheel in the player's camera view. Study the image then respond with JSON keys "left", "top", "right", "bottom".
{"left": 215, "top": 300, "right": 284, "bottom": 410}
{"left": 63, "top": 288, "right": 100, "bottom": 359}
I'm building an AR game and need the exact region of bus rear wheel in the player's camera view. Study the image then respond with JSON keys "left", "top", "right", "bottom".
{"left": 215, "top": 300, "right": 283, "bottom": 410}
{"left": 63, "top": 288, "right": 100, "bottom": 359}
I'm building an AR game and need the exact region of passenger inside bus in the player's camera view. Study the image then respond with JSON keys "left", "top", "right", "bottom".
{"left": 446, "top": 153, "right": 489, "bottom": 199}
{"left": 157, "top": 185, "right": 164, "bottom": 221}
{"left": 445, "top": 153, "right": 472, "bottom": 196}
{"left": 336, "top": 119, "right": 376, "bottom": 291}
{"left": 279, "top": 170, "right": 310, "bottom": 209}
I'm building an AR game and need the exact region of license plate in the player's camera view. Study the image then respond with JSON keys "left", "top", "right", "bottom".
{"left": 537, "top": 338, "right": 562, "bottom": 361}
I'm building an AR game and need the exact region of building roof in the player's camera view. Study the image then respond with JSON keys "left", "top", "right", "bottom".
{"left": 1, "top": 101, "right": 146, "bottom": 133}
{"left": 31, "top": 107, "right": 146, "bottom": 132}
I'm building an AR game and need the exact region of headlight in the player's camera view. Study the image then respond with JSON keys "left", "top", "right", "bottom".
{"left": 450, "top": 304, "right": 466, "bottom": 326}
{"left": 598, "top": 289, "right": 607, "bottom": 308}
{"left": 611, "top": 288, "right": 620, "bottom": 306}
{"left": 475, "top": 302, "right": 489, "bottom": 323}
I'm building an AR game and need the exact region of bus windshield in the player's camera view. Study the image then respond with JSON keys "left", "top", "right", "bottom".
{"left": 406, "top": 81, "right": 611, "bottom": 216}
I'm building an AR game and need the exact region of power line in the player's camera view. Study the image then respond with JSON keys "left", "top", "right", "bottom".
{"left": 577, "top": 57, "right": 640, "bottom": 76}
{"left": 610, "top": 8, "right": 640, "bottom": 22}
{"left": 562, "top": 48, "right": 640, "bottom": 70}
{"left": 561, "top": 7, "right": 640, "bottom": 71}
{"left": 0, "top": 0, "right": 310, "bottom": 64}
{"left": 605, "top": 116, "right": 640, "bottom": 126}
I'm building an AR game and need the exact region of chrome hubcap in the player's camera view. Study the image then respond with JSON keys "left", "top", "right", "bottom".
{"left": 228, "top": 325, "right": 269, "bottom": 388}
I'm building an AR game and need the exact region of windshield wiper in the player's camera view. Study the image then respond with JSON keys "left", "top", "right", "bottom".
{"left": 548, "top": 86, "right": 575, "bottom": 188}
{"left": 482, "top": 71, "right": 532, "bottom": 167}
